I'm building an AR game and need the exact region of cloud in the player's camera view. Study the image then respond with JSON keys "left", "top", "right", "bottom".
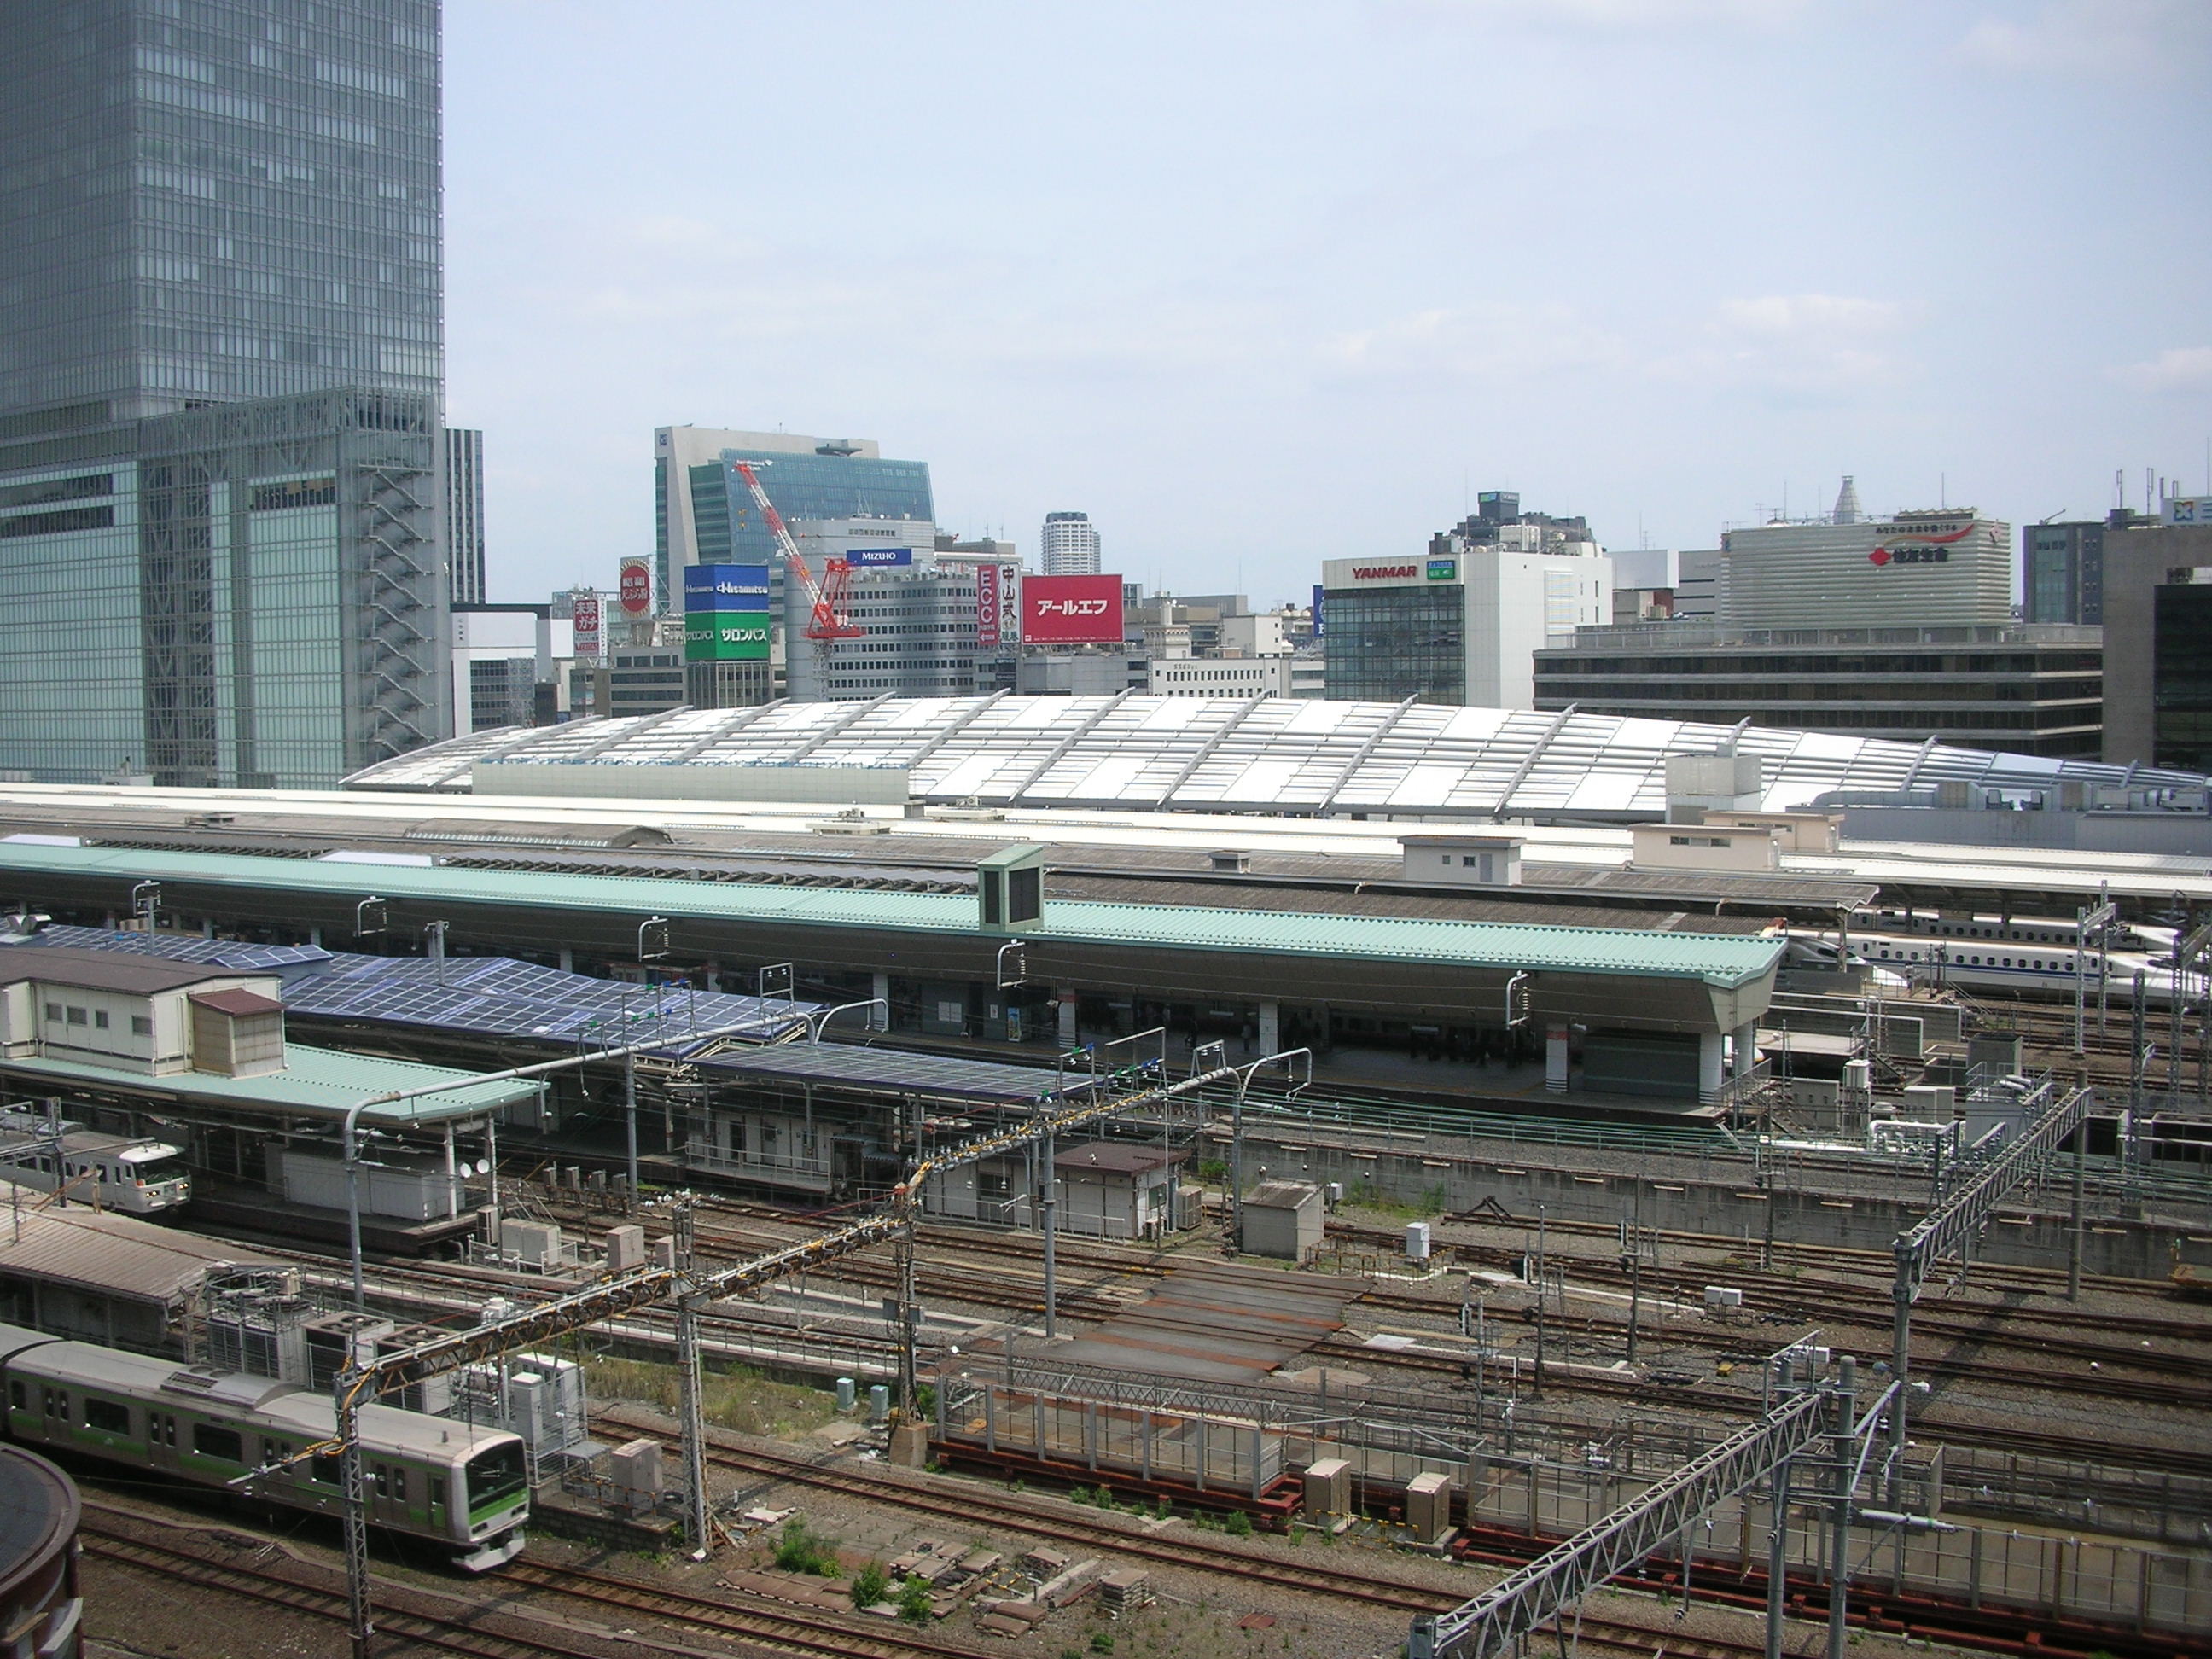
{"left": 1323, "top": 302, "right": 1628, "bottom": 384}
{"left": 1650, "top": 292, "right": 1912, "bottom": 396}
{"left": 2112, "top": 346, "right": 2212, "bottom": 394}
{"left": 1956, "top": 1, "right": 2212, "bottom": 76}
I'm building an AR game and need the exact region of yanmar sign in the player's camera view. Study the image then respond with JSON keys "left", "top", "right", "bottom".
{"left": 1350, "top": 564, "right": 1417, "bottom": 580}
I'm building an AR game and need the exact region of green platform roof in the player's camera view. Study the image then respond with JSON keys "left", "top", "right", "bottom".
{"left": 0, "top": 842, "right": 1783, "bottom": 989}
{"left": 0, "top": 1042, "right": 537, "bottom": 1126}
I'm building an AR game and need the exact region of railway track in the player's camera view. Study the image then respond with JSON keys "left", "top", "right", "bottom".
{"left": 79, "top": 1516, "right": 613, "bottom": 1659}
{"left": 494, "top": 1557, "right": 988, "bottom": 1659}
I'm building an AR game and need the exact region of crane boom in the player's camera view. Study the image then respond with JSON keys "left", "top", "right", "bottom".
{"left": 731, "top": 459, "right": 864, "bottom": 642}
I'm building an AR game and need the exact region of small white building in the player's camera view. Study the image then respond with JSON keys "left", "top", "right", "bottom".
{"left": 1149, "top": 658, "right": 1291, "bottom": 698}
{"left": 0, "top": 948, "right": 286, "bottom": 1078}
{"left": 1239, "top": 1179, "right": 1324, "bottom": 1262}
{"left": 1053, "top": 1141, "right": 1190, "bottom": 1241}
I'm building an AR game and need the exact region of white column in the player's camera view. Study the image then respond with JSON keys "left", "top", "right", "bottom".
{"left": 871, "top": 972, "right": 891, "bottom": 1032}
{"left": 1257, "top": 999, "right": 1279, "bottom": 1054}
{"left": 1057, "top": 992, "right": 1077, "bottom": 1048}
{"left": 1699, "top": 1030, "right": 1726, "bottom": 1102}
{"left": 1732, "top": 1019, "right": 1761, "bottom": 1074}
{"left": 1545, "top": 1023, "right": 1569, "bottom": 1093}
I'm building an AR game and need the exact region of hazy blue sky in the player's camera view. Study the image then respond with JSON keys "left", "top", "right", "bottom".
{"left": 445, "top": 0, "right": 2210, "bottom": 605}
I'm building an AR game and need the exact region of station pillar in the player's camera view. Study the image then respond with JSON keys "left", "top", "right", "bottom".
{"left": 1258, "top": 999, "right": 1279, "bottom": 1055}
{"left": 872, "top": 972, "right": 892, "bottom": 1032}
{"left": 1544, "top": 1024, "right": 1569, "bottom": 1093}
{"left": 1057, "top": 992, "right": 1078, "bottom": 1048}
{"left": 1698, "top": 1030, "right": 1726, "bottom": 1102}
{"left": 1732, "top": 1018, "right": 1761, "bottom": 1074}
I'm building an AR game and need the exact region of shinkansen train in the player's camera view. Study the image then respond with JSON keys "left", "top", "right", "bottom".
{"left": 0, "top": 1323, "right": 527, "bottom": 1569}
{"left": 0, "top": 1111, "right": 189, "bottom": 1215}
{"left": 1854, "top": 908, "right": 2175, "bottom": 954}
{"left": 1836, "top": 932, "right": 2181, "bottom": 1005}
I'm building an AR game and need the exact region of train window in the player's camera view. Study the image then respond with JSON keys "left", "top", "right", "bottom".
{"left": 192, "top": 1423, "right": 244, "bottom": 1463}
{"left": 311, "top": 1453, "right": 341, "bottom": 1485}
{"left": 429, "top": 1476, "right": 446, "bottom": 1511}
{"left": 263, "top": 1440, "right": 292, "bottom": 1465}
{"left": 4, "top": 1382, "right": 17, "bottom": 1411}
{"left": 51, "top": 1391, "right": 67, "bottom": 1418}
{"left": 84, "top": 1398, "right": 129, "bottom": 1434}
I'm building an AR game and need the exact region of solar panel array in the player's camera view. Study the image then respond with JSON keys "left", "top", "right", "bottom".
{"left": 20, "top": 926, "right": 815, "bottom": 1047}
{"left": 346, "top": 693, "right": 2209, "bottom": 815}
{"left": 690, "top": 1040, "right": 1101, "bottom": 1104}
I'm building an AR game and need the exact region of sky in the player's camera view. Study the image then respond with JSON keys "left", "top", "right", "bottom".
{"left": 445, "top": 0, "right": 2212, "bottom": 608}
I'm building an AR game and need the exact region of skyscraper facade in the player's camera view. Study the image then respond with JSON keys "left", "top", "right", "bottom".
{"left": 653, "top": 427, "right": 933, "bottom": 608}
{"left": 445, "top": 426, "right": 485, "bottom": 603}
{"left": 0, "top": 2, "right": 450, "bottom": 786}
{"left": 1039, "top": 510, "right": 1100, "bottom": 575}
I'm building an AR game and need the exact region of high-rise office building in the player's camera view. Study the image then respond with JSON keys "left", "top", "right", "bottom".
{"left": 1322, "top": 495, "right": 1611, "bottom": 708}
{"left": 1720, "top": 509, "right": 2012, "bottom": 630}
{"left": 445, "top": 427, "right": 486, "bottom": 604}
{"left": 0, "top": 2, "right": 451, "bottom": 787}
{"left": 1039, "top": 510, "right": 1101, "bottom": 575}
{"left": 653, "top": 427, "right": 932, "bottom": 608}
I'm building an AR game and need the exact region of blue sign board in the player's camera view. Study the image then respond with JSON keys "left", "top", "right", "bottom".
{"left": 1311, "top": 584, "right": 1324, "bottom": 638}
{"left": 844, "top": 546, "right": 913, "bottom": 568}
{"left": 683, "top": 563, "right": 771, "bottom": 611}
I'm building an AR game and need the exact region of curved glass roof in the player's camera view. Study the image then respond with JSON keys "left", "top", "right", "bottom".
{"left": 346, "top": 695, "right": 2209, "bottom": 820}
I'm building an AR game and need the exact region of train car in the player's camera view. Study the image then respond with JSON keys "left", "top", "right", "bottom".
{"left": 0, "top": 1112, "right": 189, "bottom": 1215}
{"left": 1842, "top": 933, "right": 2178, "bottom": 1005}
{"left": 1854, "top": 908, "right": 2173, "bottom": 954}
{"left": 0, "top": 1323, "right": 527, "bottom": 1570}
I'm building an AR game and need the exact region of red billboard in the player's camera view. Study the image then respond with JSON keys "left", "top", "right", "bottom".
{"left": 619, "top": 558, "right": 652, "bottom": 615}
{"left": 571, "top": 593, "right": 602, "bottom": 659}
{"left": 1020, "top": 573, "right": 1123, "bottom": 645}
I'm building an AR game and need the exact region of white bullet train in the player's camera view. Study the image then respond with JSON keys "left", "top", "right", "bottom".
{"left": 1828, "top": 916, "right": 2183, "bottom": 1007}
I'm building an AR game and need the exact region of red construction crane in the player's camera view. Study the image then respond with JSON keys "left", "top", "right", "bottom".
{"left": 731, "top": 458, "right": 865, "bottom": 642}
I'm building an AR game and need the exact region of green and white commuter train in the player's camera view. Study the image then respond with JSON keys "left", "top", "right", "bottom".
{"left": 0, "top": 1323, "right": 527, "bottom": 1569}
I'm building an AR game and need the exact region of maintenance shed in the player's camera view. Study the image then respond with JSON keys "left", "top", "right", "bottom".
{"left": 0, "top": 1205, "right": 274, "bottom": 1352}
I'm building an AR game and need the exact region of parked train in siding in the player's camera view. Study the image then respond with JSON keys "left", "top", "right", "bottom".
{"left": 0, "top": 1109, "right": 189, "bottom": 1215}
{"left": 1841, "top": 933, "right": 2180, "bottom": 1005}
{"left": 0, "top": 1324, "right": 527, "bottom": 1569}
{"left": 1854, "top": 908, "right": 2175, "bottom": 954}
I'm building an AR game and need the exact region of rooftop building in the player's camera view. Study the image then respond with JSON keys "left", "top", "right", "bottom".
{"left": 1720, "top": 506, "right": 2012, "bottom": 631}
{"left": 1040, "top": 510, "right": 1102, "bottom": 576}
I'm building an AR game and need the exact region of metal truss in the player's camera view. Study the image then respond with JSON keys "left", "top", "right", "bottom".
{"left": 1412, "top": 1384, "right": 1834, "bottom": 1659}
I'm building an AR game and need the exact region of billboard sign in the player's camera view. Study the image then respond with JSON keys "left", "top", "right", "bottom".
{"left": 684, "top": 615, "right": 771, "bottom": 661}
{"left": 1426, "top": 558, "right": 1457, "bottom": 580}
{"left": 683, "top": 563, "right": 771, "bottom": 610}
{"left": 619, "top": 558, "right": 653, "bottom": 614}
{"left": 1310, "top": 584, "right": 1324, "bottom": 637}
{"left": 845, "top": 546, "right": 913, "bottom": 568}
{"left": 571, "top": 593, "right": 602, "bottom": 660}
{"left": 976, "top": 562, "right": 1000, "bottom": 646}
{"left": 1020, "top": 573, "right": 1123, "bottom": 644}
{"left": 2167, "top": 497, "right": 2211, "bottom": 526}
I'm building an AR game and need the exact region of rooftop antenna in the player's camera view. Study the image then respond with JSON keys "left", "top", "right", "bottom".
{"left": 1940, "top": 472, "right": 1947, "bottom": 509}
{"left": 2146, "top": 466, "right": 2155, "bottom": 516}
{"left": 2114, "top": 469, "right": 2124, "bottom": 511}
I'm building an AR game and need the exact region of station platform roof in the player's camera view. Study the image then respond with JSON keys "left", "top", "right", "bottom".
{"left": 0, "top": 1205, "right": 276, "bottom": 1307}
{"left": 690, "top": 1041, "right": 1103, "bottom": 1106}
{"left": 0, "top": 1041, "right": 538, "bottom": 1127}
{"left": 0, "top": 841, "right": 1784, "bottom": 990}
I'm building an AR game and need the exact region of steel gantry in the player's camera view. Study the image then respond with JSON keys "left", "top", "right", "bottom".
{"left": 324, "top": 1056, "right": 1249, "bottom": 1658}
{"left": 1410, "top": 1340, "right": 1895, "bottom": 1659}
{"left": 1886, "top": 1077, "right": 2091, "bottom": 1494}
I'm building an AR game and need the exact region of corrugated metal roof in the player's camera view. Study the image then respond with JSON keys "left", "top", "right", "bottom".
{"left": 0, "top": 1207, "right": 275, "bottom": 1304}
{"left": 691, "top": 1043, "right": 1100, "bottom": 1104}
{"left": 0, "top": 843, "right": 1786, "bottom": 987}
{"left": 0, "top": 1042, "right": 538, "bottom": 1125}
{"left": 0, "top": 946, "right": 271, "bottom": 996}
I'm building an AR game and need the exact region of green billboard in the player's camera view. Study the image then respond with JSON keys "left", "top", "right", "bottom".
{"left": 684, "top": 614, "right": 771, "bottom": 661}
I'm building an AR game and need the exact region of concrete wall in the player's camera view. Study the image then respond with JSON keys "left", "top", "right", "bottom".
{"left": 1842, "top": 807, "right": 2212, "bottom": 857}
{"left": 472, "top": 760, "right": 911, "bottom": 804}
{"left": 1211, "top": 1125, "right": 2200, "bottom": 1280}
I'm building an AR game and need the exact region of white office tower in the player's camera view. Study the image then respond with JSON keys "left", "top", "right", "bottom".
{"left": 1040, "top": 511, "right": 1102, "bottom": 575}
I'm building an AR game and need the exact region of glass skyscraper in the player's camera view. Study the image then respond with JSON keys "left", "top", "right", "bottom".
{"left": 0, "top": 1, "right": 448, "bottom": 786}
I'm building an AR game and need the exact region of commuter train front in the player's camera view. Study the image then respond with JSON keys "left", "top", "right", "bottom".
{"left": 0, "top": 1323, "right": 526, "bottom": 1569}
